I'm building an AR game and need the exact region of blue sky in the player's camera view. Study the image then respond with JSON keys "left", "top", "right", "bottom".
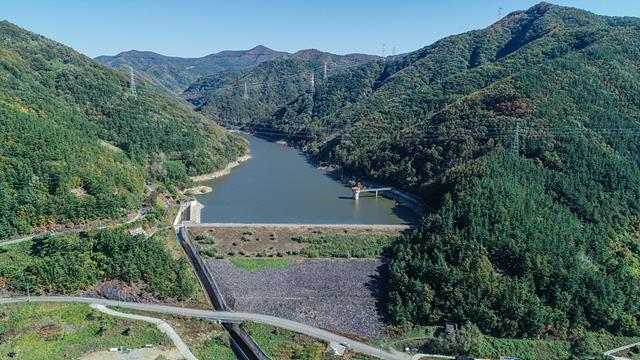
{"left": 3, "top": 1, "right": 640, "bottom": 58}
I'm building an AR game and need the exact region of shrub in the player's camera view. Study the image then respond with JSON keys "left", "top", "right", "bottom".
{"left": 198, "top": 247, "right": 218, "bottom": 258}
{"left": 195, "top": 234, "right": 216, "bottom": 244}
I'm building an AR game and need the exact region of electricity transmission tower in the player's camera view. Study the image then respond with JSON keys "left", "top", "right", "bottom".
{"left": 129, "top": 65, "right": 137, "bottom": 98}
{"left": 511, "top": 123, "right": 520, "bottom": 154}
{"left": 310, "top": 72, "right": 315, "bottom": 96}
{"left": 382, "top": 43, "right": 386, "bottom": 60}
{"left": 323, "top": 62, "right": 328, "bottom": 80}
{"left": 243, "top": 82, "right": 249, "bottom": 99}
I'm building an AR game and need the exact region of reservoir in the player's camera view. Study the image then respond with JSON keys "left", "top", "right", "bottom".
{"left": 196, "top": 135, "right": 417, "bottom": 224}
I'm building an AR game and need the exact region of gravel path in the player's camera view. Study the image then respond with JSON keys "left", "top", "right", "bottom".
{"left": 205, "top": 258, "right": 387, "bottom": 337}
{"left": 90, "top": 304, "right": 197, "bottom": 360}
{"left": 80, "top": 348, "right": 183, "bottom": 360}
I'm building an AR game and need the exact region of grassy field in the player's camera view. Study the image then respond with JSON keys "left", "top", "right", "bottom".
{"left": 291, "top": 233, "right": 396, "bottom": 258}
{"left": 114, "top": 307, "right": 237, "bottom": 360}
{"left": 230, "top": 258, "right": 290, "bottom": 272}
{"left": 0, "top": 302, "right": 170, "bottom": 360}
{"left": 243, "top": 321, "right": 337, "bottom": 360}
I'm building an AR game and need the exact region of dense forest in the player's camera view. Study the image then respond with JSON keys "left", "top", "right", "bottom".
{"left": 187, "top": 3, "right": 640, "bottom": 338}
{"left": 0, "top": 230, "right": 196, "bottom": 299}
{"left": 0, "top": 21, "right": 246, "bottom": 238}
{"left": 182, "top": 49, "right": 379, "bottom": 127}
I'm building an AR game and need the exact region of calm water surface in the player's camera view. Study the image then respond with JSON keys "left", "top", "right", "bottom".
{"left": 197, "top": 135, "right": 416, "bottom": 224}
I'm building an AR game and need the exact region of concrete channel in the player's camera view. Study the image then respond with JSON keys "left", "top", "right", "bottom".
{"left": 178, "top": 226, "right": 270, "bottom": 360}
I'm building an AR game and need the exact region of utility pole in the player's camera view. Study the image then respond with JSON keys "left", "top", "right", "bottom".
{"left": 310, "top": 72, "right": 315, "bottom": 96}
{"left": 243, "top": 82, "right": 248, "bottom": 99}
{"left": 323, "top": 61, "right": 328, "bottom": 80}
{"left": 129, "top": 65, "right": 137, "bottom": 98}
{"left": 511, "top": 123, "right": 520, "bottom": 155}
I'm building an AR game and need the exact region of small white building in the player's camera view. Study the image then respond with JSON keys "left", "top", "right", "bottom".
{"left": 129, "top": 227, "right": 146, "bottom": 236}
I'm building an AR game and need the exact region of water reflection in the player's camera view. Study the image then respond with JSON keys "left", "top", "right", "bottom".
{"left": 196, "top": 134, "right": 417, "bottom": 224}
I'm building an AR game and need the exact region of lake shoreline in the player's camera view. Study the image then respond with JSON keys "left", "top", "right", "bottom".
{"left": 190, "top": 154, "right": 252, "bottom": 182}
{"left": 245, "top": 131, "right": 428, "bottom": 220}
{"left": 194, "top": 133, "right": 418, "bottom": 224}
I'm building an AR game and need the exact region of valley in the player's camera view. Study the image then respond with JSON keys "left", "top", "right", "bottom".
{"left": 193, "top": 134, "right": 418, "bottom": 225}
{"left": 2, "top": 1, "right": 640, "bottom": 360}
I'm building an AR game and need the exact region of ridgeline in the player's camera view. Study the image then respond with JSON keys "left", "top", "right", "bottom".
{"left": 187, "top": 3, "right": 640, "bottom": 338}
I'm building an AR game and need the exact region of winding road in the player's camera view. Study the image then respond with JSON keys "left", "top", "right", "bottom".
{"left": 604, "top": 342, "right": 640, "bottom": 360}
{"left": 0, "top": 208, "right": 146, "bottom": 248}
{"left": 0, "top": 296, "right": 410, "bottom": 360}
{"left": 90, "top": 303, "right": 197, "bottom": 360}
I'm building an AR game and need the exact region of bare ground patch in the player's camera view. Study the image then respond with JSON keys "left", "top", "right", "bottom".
{"left": 205, "top": 258, "right": 387, "bottom": 337}
{"left": 79, "top": 347, "right": 182, "bottom": 360}
{"left": 190, "top": 225, "right": 403, "bottom": 257}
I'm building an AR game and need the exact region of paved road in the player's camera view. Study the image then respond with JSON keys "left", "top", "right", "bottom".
{"left": 604, "top": 342, "right": 640, "bottom": 360}
{"left": 91, "top": 304, "right": 197, "bottom": 360}
{"left": 0, "top": 296, "right": 409, "bottom": 360}
{"left": 186, "top": 223, "right": 411, "bottom": 230}
{"left": 0, "top": 208, "right": 146, "bottom": 248}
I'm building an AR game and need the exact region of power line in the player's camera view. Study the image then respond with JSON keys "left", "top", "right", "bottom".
{"left": 236, "top": 123, "right": 640, "bottom": 146}
{"left": 190, "top": 62, "right": 359, "bottom": 96}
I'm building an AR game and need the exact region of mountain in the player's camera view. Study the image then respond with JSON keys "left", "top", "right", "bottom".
{"left": 0, "top": 20, "right": 246, "bottom": 238}
{"left": 95, "top": 45, "right": 288, "bottom": 94}
{"left": 188, "top": 3, "right": 640, "bottom": 338}
{"left": 181, "top": 49, "right": 380, "bottom": 126}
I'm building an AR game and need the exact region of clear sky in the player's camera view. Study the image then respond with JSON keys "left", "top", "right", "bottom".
{"left": 3, "top": 1, "right": 640, "bottom": 58}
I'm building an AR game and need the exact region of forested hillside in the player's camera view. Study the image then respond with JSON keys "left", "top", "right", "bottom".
{"left": 190, "top": 3, "right": 640, "bottom": 337}
{"left": 0, "top": 21, "right": 246, "bottom": 238}
{"left": 0, "top": 230, "right": 196, "bottom": 299}
{"left": 96, "top": 45, "right": 287, "bottom": 94}
{"left": 182, "top": 49, "right": 379, "bottom": 127}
